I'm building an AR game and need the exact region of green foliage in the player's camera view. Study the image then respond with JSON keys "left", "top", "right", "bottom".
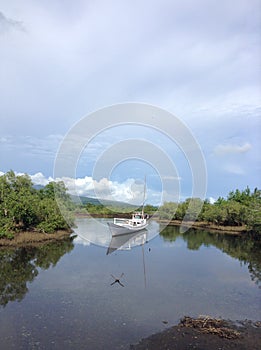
{"left": 158, "top": 187, "right": 261, "bottom": 233}
{"left": 143, "top": 204, "right": 158, "bottom": 215}
{"left": 0, "top": 171, "right": 74, "bottom": 234}
{"left": 83, "top": 202, "right": 158, "bottom": 216}
{"left": 0, "top": 231, "right": 14, "bottom": 240}
{"left": 158, "top": 202, "right": 178, "bottom": 220}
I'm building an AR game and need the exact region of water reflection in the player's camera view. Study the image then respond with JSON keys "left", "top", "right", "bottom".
{"left": 160, "top": 225, "right": 261, "bottom": 287}
{"left": 107, "top": 229, "right": 147, "bottom": 254}
{"left": 74, "top": 217, "right": 159, "bottom": 248}
{"left": 0, "top": 238, "right": 75, "bottom": 307}
{"left": 0, "top": 221, "right": 260, "bottom": 349}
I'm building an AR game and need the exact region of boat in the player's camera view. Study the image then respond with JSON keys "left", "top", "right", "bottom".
{"left": 107, "top": 211, "right": 148, "bottom": 236}
{"left": 107, "top": 177, "right": 148, "bottom": 236}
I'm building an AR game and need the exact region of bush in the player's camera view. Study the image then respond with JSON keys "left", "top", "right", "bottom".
{"left": 0, "top": 231, "right": 14, "bottom": 240}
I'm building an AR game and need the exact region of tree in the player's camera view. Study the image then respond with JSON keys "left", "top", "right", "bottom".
{"left": 158, "top": 202, "right": 178, "bottom": 220}
{"left": 0, "top": 171, "right": 74, "bottom": 235}
{"left": 158, "top": 187, "right": 261, "bottom": 233}
{"left": 183, "top": 198, "right": 204, "bottom": 221}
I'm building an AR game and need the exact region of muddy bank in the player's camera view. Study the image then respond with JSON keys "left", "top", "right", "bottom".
{"left": 130, "top": 316, "right": 261, "bottom": 350}
{"left": 157, "top": 219, "right": 249, "bottom": 235}
{"left": 0, "top": 229, "right": 74, "bottom": 248}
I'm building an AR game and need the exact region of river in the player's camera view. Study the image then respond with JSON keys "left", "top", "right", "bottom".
{"left": 0, "top": 218, "right": 260, "bottom": 349}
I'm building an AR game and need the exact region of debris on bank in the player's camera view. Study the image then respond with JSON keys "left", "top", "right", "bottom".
{"left": 180, "top": 315, "right": 241, "bottom": 339}
{"left": 130, "top": 316, "right": 261, "bottom": 350}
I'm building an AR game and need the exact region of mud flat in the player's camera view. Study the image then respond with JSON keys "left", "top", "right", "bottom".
{"left": 130, "top": 316, "right": 261, "bottom": 350}
{"left": 0, "top": 230, "right": 73, "bottom": 248}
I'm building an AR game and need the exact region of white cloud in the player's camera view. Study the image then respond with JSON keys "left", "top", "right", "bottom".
{"left": 30, "top": 172, "right": 53, "bottom": 186}
{"left": 209, "top": 197, "right": 216, "bottom": 204}
{"left": 224, "top": 164, "right": 245, "bottom": 175}
{"left": 214, "top": 142, "right": 252, "bottom": 156}
{"left": 9, "top": 171, "right": 161, "bottom": 205}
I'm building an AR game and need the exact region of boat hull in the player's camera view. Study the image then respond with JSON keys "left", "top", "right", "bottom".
{"left": 107, "top": 222, "right": 148, "bottom": 236}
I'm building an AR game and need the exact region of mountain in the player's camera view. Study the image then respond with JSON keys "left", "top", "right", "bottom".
{"left": 70, "top": 195, "right": 138, "bottom": 209}
{"left": 33, "top": 184, "right": 137, "bottom": 209}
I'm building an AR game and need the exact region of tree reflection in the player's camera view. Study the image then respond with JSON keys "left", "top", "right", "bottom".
{"left": 0, "top": 238, "right": 74, "bottom": 307}
{"left": 160, "top": 226, "right": 261, "bottom": 287}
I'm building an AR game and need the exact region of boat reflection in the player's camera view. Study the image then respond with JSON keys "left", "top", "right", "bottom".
{"left": 106, "top": 229, "right": 147, "bottom": 255}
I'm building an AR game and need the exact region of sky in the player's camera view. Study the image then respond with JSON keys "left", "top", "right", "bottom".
{"left": 0, "top": 0, "right": 260, "bottom": 205}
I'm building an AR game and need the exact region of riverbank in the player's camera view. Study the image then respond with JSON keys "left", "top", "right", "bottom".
{"left": 157, "top": 219, "right": 250, "bottom": 235}
{"left": 0, "top": 216, "right": 257, "bottom": 248}
{"left": 0, "top": 229, "right": 73, "bottom": 248}
{"left": 76, "top": 213, "right": 251, "bottom": 235}
{"left": 130, "top": 316, "right": 261, "bottom": 350}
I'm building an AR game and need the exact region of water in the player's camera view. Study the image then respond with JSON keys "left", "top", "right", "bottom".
{"left": 0, "top": 218, "right": 260, "bottom": 349}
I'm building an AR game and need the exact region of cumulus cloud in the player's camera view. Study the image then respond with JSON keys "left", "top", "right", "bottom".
{"left": 7, "top": 171, "right": 161, "bottom": 205}
{"left": 30, "top": 172, "right": 53, "bottom": 186}
{"left": 214, "top": 142, "right": 252, "bottom": 155}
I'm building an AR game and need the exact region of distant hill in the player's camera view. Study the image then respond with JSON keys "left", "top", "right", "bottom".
{"left": 70, "top": 195, "right": 138, "bottom": 209}
{"left": 33, "top": 184, "right": 138, "bottom": 209}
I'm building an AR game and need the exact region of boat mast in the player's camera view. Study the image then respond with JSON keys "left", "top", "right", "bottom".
{"left": 142, "top": 175, "right": 146, "bottom": 216}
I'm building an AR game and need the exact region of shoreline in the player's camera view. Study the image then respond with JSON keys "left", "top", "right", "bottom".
{"left": 0, "top": 229, "right": 74, "bottom": 248}
{"left": 157, "top": 219, "right": 249, "bottom": 235}
{"left": 75, "top": 213, "right": 252, "bottom": 235}
{"left": 130, "top": 316, "right": 261, "bottom": 350}
{"left": 0, "top": 216, "right": 257, "bottom": 248}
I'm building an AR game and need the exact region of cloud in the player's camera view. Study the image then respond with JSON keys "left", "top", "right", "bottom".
{"left": 214, "top": 142, "right": 252, "bottom": 156}
{"left": 0, "top": 134, "right": 64, "bottom": 156}
{"left": 1, "top": 171, "right": 161, "bottom": 205}
{"left": 223, "top": 164, "right": 245, "bottom": 175}
{"left": 161, "top": 175, "right": 181, "bottom": 181}
{"left": 0, "top": 11, "right": 25, "bottom": 33}
{"left": 73, "top": 235, "right": 91, "bottom": 246}
{"left": 0, "top": 0, "right": 260, "bottom": 200}
{"left": 30, "top": 172, "right": 53, "bottom": 186}
{"left": 208, "top": 197, "right": 216, "bottom": 204}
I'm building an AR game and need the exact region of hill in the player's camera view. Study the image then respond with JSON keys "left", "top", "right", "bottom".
{"left": 70, "top": 195, "right": 138, "bottom": 209}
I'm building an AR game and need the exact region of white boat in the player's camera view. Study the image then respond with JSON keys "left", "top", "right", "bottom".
{"left": 107, "top": 211, "right": 148, "bottom": 236}
{"left": 108, "top": 177, "right": 148, "bottom": 236}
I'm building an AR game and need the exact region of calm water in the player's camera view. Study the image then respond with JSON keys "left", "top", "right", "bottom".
{"left": 0, "top": 218, "right": 260, "bottom": 349}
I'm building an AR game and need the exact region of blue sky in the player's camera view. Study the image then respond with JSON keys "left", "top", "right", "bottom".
{"left": 0, "top": 0, "right": 260, "bottom": 205}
